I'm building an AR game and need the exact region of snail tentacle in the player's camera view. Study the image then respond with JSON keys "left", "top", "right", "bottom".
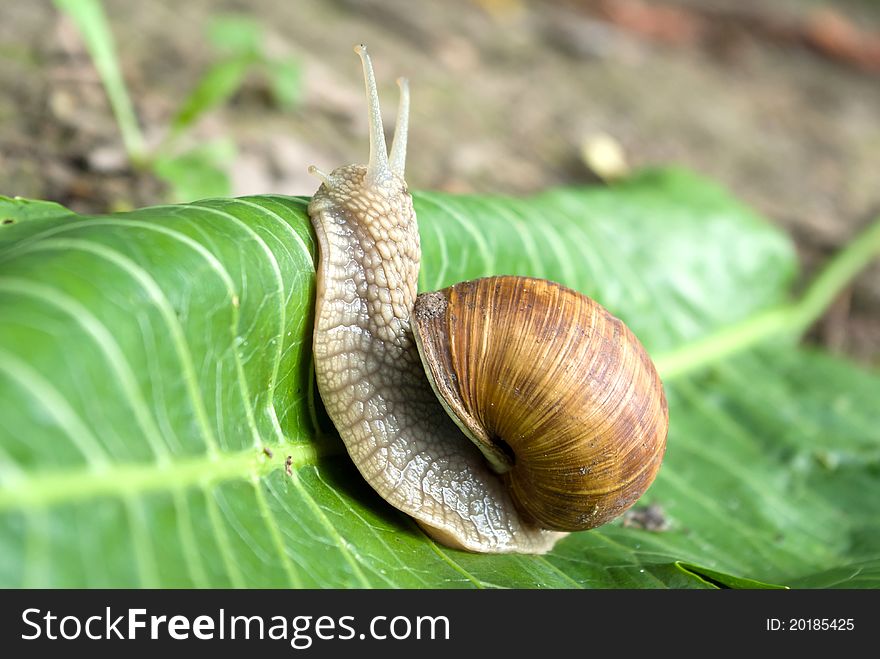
{"left": 353, "top": 44, "right": 391, "bottom": 186}
{"left": 389, "top": 77, "right": 409, "bottom": 176}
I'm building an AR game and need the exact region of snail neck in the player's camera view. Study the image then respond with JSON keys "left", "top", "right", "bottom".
{"left": 309, "top": 164, "right": 419, "bottom": 350}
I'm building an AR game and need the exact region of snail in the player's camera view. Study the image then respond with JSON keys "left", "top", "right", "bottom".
{"left": 306, "top": 45, "right": 668, "bottom": 554}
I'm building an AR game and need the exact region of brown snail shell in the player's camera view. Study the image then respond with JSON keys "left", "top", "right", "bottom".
{"left": 412, "top": 275, "right": 669, "bottom": 532}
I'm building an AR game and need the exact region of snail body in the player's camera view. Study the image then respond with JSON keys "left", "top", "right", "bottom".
{"left": 307, "top": 46, "right": 668, "bottom": 553}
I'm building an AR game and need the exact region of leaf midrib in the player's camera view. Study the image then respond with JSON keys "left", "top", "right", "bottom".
{"left": 0, "top": 441, "right": 337, "bottom": 511}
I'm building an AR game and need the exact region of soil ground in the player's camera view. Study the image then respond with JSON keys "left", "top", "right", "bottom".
{"left": 1, "top": 0, "right": 878, "bottom": 364}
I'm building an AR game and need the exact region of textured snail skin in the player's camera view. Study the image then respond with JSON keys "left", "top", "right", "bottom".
{"left": 308, "top": 165, "right": 562, "bottom": 553}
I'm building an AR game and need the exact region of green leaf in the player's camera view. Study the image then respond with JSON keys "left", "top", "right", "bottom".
{"left": 0, "top": 169, "right": 877, "bottom": 588}
{"left": 676, "top": 562, "right": 787, "bottom": 589}
{"left": 207, "top": 15, "right": 264, "bottom": 57}
{"left": 0, "top": 196, "right": 74, "bottom": 225}
{"left": 153, "top": 140, "right": 236, "bottom": 202}
{"left": 168, "top": 58, "right": 254, "bottom": 139}
{"left": 264, "top": 59, "right": 303, "bottom": 110}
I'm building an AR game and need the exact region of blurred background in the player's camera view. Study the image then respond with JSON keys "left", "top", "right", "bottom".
{"left": 1, "top": 0, "right": 878, "bottom": 364}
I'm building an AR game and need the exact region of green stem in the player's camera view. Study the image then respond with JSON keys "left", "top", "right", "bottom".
{"left": 655, "top": 217, "right": 880, "bottom": 381}
{"left": 790, "top": 219, "right": 880, "bottom": 333}
{"left": 53, "top": 0, "right": 147, "bottom": 165}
